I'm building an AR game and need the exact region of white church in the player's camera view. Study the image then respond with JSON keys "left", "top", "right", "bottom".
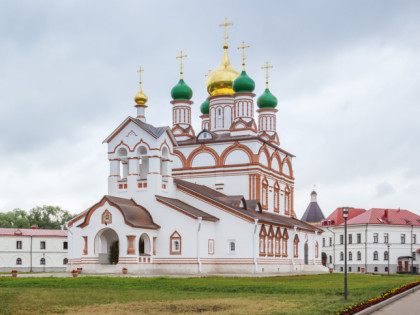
{"left": 67, "top": 21, "right": 326, "bottom": 274}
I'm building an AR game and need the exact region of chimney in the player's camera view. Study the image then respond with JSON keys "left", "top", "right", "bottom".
{"left": 31, "top": 225, "right": 37, "bottom": 229}
{"left": 384, "top": 209, "right": 388, "bottom": 219}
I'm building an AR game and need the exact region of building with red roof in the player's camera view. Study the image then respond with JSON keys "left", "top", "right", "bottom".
{"left": 319, "top": 208, "right": 420, "bottom": 274}
{"left": 0, "top": 227, "right": 68, "bottom": 272}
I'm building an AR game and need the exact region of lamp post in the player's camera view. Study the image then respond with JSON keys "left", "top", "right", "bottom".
{"left": 387, "top": 243, "right": 390, "bottom": 276}
{"left": 342, "top": 207, "right": 349, "bottom": 301}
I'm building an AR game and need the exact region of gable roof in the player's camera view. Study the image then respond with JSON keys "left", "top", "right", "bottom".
{"left": 320, "top": 208, "right": 366, "bottom": 226}
{"left": 345, "top": 208, "right": 420, "bottom": 226}
{"left": 0, "top": 228, "right": 67, "bottom": 237}
{"left": 103, "top": 116, "right": 176, "bottom": 144}
{"left": 174, "top": 179, "right": 320, "bottom": 232}
{"left": 155, "top": 196, "right": 219, "bottom": 221}
{"left": 77, "top": 195, "right": 160, "bottom": 229}
{"left": 301, "top": 201, "right": 325, "bottom": 223}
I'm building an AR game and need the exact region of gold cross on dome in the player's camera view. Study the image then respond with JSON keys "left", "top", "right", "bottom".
{"left": 204, "top": 69, "right": 211, "bottom": 78}
{"left": 176, "top": 50, "right": 187, "bottom": 79}
{"left": 313, "top": 184, "right": 317, "bottom": 190}
{"left": 137, "top": 66, "right": 144, "bottom": 84}
{"left": 261, "top": 61, "right": 273, "bottom": 88}
{"left": 237, "top": 41, "right": 250, "bottom": 71}
{"left": 219, "top": 17, "right": 233, "bottom": 46}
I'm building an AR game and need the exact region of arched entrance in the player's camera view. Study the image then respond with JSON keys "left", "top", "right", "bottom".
{"left": 96, "top": 228, "right": 119, "bottom": 265}
{"left": 139, "top": 233, "right": 151, "bottom": 255}
{"left": 304, "top": 242, "right": 309, "bottom": 265}
{"left": 322, "top": 252, "right": 327, "bottom": 266}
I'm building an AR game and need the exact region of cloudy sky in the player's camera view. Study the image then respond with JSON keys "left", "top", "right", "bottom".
{"left": 1, "top": 0, "right": 419, "bottom": 218}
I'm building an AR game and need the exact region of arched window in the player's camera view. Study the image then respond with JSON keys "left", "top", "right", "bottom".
{"left": 282, "top": 229, "right": 289, "bottom": 257}
{"left": 340, "top": 252, "right": 344, "bottom": 261}
{"left": 273, "top": 182, "right": 280, "bottom": 213}
{"left": 357, "top": 251, "right": 362, "bottom": 261}
{"left": 384, "top": 251, "right": 389, "bottom": 261}
{"left": 170, "top": 231, "right": 181, "bottom": 255}
{"left": 267, "top": 226, "right": 274, "bottom": 257}
{"left": 40, "top": 258, "right": 46, "bottom": 265}
{"left": 284, "top": 186, "right": 290, "bottom": 215}
{"left": 138, "top": 146, "right": 149, "bottom": 181}
{"left": 293, "top": 235, "right": 299, "bottom": 258}
{"left": 261, "top": 177, "right": 268, "bottom": 210}
{"left": 117, "top": 147, "right": 128, "bottom": 180}
{"left": 349, "top": 251, "right": 353, "bottom": 261}
{"left": 229, "top": 241, "right": 236, "bottom": 253}
{"left": 160, "top": 146, "right": 169, "bottom": 178}
{"left": 63, "top": 258, "right": 68, "bottom": 265}
{"left": 315, "top": 241, "right": 319, "bottom": 258}
{"left": 259, "top": 225, "right": 267, "bottom": 256}
{"left": 373, "top": 251, "right": 378, "bottom": 261}
{"left": 275, "top": 227, "right": 281, "bottom": 257}
{"left": 329, "top": 255, "right": 332, "bottom": 264}
{"left": 16, "top": 258, "right": 22, "bottom": 265}
{"left": 216, "top": 107, "right": 223, "bottom": 128}
{"left": 139, "top": 233, "right": 150, "bottom": 255}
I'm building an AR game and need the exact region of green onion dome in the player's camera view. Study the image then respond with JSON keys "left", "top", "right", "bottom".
{"left": 257, "top": 88, "right": 278, "bottom": 109}
{"left": 171, "top": 79, "right": 193, "bottom": 100}
{"left": 200, "top": 100, "right": 209, "bottom": 115}
{"left": 233, "top": 71, "right": 255, "bottom": 93}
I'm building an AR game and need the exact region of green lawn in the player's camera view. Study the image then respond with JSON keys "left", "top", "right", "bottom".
{"left": 0, "top": 274, "right": 418, "bottom": 314}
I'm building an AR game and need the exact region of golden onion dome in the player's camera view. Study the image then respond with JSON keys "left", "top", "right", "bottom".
{"left": 205, "top": 45, "right": 240, "bottom": 96}
{"left": 134, "top": 84, "right": 148, "bottom": 106}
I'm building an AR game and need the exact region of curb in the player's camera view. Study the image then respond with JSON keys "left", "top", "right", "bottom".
{"left": 356, "top": 284, "right": 420, "bottom": 314}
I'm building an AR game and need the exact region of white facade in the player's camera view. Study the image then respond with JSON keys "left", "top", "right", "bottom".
{"left": 320, "top": 210, "right": 420, "bottom": 274}
{"left": 0, "top": 228, "right": 68, "bottom": 272}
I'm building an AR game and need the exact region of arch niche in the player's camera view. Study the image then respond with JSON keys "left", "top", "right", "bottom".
{"left": 96, "top": 228, "right": 119, "bottom": 265}
{"left": 139, "top": 233, "right": 151, "bottom": 255}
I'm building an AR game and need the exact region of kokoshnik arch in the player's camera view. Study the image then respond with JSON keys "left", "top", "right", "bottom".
{"left": 66, "top": 19, "right": 327, "bottom": 274}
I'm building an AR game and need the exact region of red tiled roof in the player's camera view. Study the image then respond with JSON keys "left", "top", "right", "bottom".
{"left": 320, "top": 208, "right": 366, "bottom": 226}
{"left": 345, "top": 208, "right": 420, "bottom": 226}
{"left": 0, "top": 228, "right": 67, "bottom": 237}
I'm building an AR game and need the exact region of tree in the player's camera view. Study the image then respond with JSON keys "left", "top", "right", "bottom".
{"left": 28, "top": 206, "right": 75, "bottom": 229}
{"left": 0, "top": 206, "right": 75, "bottom": 229}
{"left": 0, "top": 209, "right": 31, "bottom": 228}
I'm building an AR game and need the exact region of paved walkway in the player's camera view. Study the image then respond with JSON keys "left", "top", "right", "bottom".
{"left": 371, "top": 288, "right": 420, "bottom": 314}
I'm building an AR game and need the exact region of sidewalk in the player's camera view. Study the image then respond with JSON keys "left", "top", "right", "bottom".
{"left": 371, "top": 288, "right": 420, "bottom": 314}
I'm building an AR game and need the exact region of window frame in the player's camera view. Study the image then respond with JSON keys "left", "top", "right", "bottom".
{"left": 169, "top": 231, "right": 182, "bottom": 255}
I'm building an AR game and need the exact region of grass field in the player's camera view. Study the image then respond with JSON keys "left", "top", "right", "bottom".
{"left": 0, "top": 273, "right": 418, "bottom": 314}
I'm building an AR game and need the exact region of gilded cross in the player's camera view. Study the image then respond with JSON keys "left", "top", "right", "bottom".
{"left": 237, "top": 41, "right": 250, "bottom": 71}
{"left": 137, "top": 66, "right": 144, "bottom": 84}
{"left": 219, "top": 17, "right": 233, "bottom": 46}
{"left": 176, "top": 50, "right": 187, "bottom": 79}
{"left": 204, "top": 69, "right": 211, "bottom": 78}
{"left": 261, "top": 61, "right": 273, "bottom": 88}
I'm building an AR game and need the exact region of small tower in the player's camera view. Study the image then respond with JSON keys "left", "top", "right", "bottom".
{"left": 206, "top": 18, "right": 239, "bottom": 133}
{"left": 171, "top": 50, "right": 195, "bottom": 140}
{"left": 301, "top": 186, "right": 325, "bottom": 225}
{"left": 134, "top": 66, "right": 148, "bottom": 122}
{"left": 200, "top": 99, "right": 210, "bottom": 130}
{"left": 231, "top": 41, "right": 257, "bottom": 135}
{"left": 257, "top": 62, "right": 279, "bottom": 144}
